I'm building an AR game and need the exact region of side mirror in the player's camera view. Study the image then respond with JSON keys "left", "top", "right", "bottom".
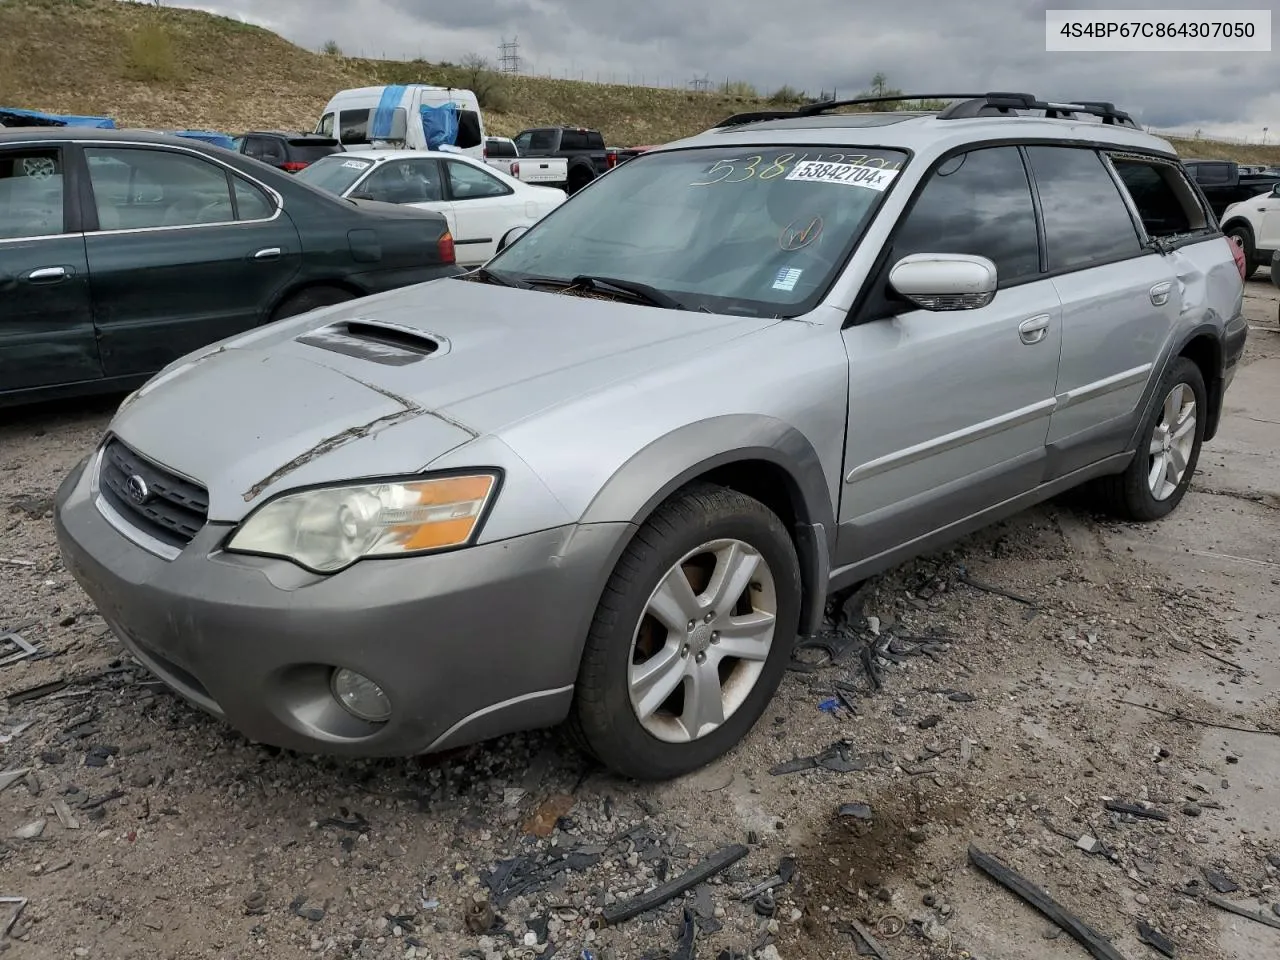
{"left": 497, "top": 225, "right": 530, "bottom": 253}
{"left": 888, "top": 253, "right": 997, "bottom": 311}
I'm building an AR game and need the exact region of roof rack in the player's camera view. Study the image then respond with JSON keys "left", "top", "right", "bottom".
{"left": 714, "top": 91, "right": 1140, "bottom": 129}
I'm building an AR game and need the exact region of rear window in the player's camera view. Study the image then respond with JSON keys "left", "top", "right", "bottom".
{"left": 1193, "top": 162, "right": 1232, "bottom": 185}
{"left": 287, "top": 140, "right": 343, "bottom": 162}
{"left": 516, "top": 129, "right": 556, "bottom": 153}
{"left": 586, "top": 131, "right": 605, "bottom": 150}
{"left": 487, "top": 138, "right": 516, "bottom": 158}
{"left": 338, "top": 109, "right": 370, "bottom": 145}
{"left": 294, "top": 154, "right": 376, "bottom": 195}
{"left": 456, "top": 110, "right": 482, "bottom": 150}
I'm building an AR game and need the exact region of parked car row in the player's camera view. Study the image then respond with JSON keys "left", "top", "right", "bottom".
{"left": 33, "top": 92, "right": 1247, "bottom": 784}
{"left": 0, "top": 128, "right": 462, "bottom": 406}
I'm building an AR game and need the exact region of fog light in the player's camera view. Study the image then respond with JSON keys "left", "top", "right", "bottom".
{"left": 331, "top": 669, "right": 392, "bottom": 723}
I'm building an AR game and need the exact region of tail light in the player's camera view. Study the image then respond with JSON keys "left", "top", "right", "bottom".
{"left": 1229, "top": 235, "right": 1247, "bottom": 281}
{"left": 511, "top": 162, "right": 520, "bottom": 177}
{"left": 281, "top": 161, "right": 308, "bottom": 173}
{"left": 437, "top": 230, "right": 455, "bottom": 264}
{"left": 606, "top": 151, "right": 617, "bottom": 170}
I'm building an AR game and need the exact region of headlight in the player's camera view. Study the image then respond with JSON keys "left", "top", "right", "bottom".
{"left": 225, "top": 473, "right": 498, "bottom": 573}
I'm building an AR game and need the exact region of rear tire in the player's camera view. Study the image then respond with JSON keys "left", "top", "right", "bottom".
{"left": 1090, "top": 356, "right": 1206, "bottom": 522}
{"left": 271, "top": 285, "right": 356, "bottom": 322}
{"left": 566, "top": 167, "right": 594, "bottom": 195}
{"left": 568, "top": 482, "right": 801, "bottom": 781}
{"left": 1225, "top": 224, "right": 1259, "bottom": 279}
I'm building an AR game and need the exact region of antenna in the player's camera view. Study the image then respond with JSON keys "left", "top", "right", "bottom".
{"left": 498, "top": 36, "right": 522, "bottom": 74}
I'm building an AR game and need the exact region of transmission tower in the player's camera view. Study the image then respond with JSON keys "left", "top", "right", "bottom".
{"left": 687, "top": 74, "right": 711, "bottom": 92}
{"left": 498, "top": 36, "right": 522, "bottom": 74}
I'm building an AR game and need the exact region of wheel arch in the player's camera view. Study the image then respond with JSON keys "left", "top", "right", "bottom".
{"left": 580, "top": 415, "right": 837, "bottom": 638}
{"left": 265, "top": 278, "right": 368, "bottom": 323}
{"left": 1128, "top": 324, "right": 1225, "bottom": 450}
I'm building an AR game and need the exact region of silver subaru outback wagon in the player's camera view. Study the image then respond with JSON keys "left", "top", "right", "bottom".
{"left": 55, "top": 93, "right": 1247, "bottom": 781}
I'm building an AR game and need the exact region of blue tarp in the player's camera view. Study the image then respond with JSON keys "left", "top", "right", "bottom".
{"left": 420, "top": 102, "right": 458, "bottom": 150}
{"left": 168, "top": 130, "right": 238, "bottom": 150}
{"left": 371, "top": 84, "right": 406, "bottom": 140}
{"left": 0, "top": 106, "right": 115, "bottom": 128}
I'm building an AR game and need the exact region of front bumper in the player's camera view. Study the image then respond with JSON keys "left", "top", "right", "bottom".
{"left": 54, "top": 456, "right": 631, "bottom": 757}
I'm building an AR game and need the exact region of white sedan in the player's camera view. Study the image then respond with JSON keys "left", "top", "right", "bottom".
{"left": 295, "top": 149, "right": 567, "bottom": 266}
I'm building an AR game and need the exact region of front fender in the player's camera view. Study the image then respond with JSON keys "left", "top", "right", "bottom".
{"left": 580, "top": 414, "right": 837, "bottom": 638}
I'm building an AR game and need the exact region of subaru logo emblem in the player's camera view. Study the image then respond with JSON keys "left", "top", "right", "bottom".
{"left": 125, "top": 474, "right": 150, "bottom": 505}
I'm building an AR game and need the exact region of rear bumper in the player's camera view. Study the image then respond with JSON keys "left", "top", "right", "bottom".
{"left": 54, "top": 455, "right": 632, "bottom": 756}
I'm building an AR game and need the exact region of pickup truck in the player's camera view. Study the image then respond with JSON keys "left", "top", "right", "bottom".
{"left": 483, "top": 136, "right": 569, "bottom": 189}
{"left": 1183, "top": 158, "right": 1280, "bottom": 219}
{"left": 512, "top": 126, "right": 612, "bottom": 193}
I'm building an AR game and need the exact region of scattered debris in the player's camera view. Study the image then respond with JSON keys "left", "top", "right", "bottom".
{"left": 319, "top": 809, "right": 370, "bottom": 833}
{"left": 672, "top": 907, "right": 697, "bottom": 960}
{"left": 1201, "top": 892, "right": 1280, "bottom": 931}
{"left": 838, "top": 802, "right": 874, "bottom": 822}
{"left": 51, "top": 798, "right": 79, "bottom": 830}
{"left": 0, "top": 897, "right": 27, "bottom": 938}
{"left": 753, "top": 891, "right": 776, "bottom": 918}
{"left": 956, "top": 569, "right": 1037, "bottom": 607}
{"left": 464, "top": 896, "right": 496, "bottom": 933}
{"left": 841, "top": 916, "right": 889, "bottom": 960}
{"left": 0, "top": 629, "right": 40, "bottom": 667}
{"left": 739, "top": 855, "right": 797, "bottom": 901}
{"left": 0, "top": 558, "right": 36, "bottom": 567}
{"left": 876, "top": 914, "right": 906, "bottom": 938}
{"left": 289, "top": 896, "right": 325, "bottom": 922}
{"left": 1076, "top": 835, "right": 1103, "bottom": 855}
{"left": 1105, "top": 800, "right": 1170, "bottom": 822}
{"left": 0, "top": 768, "right": 30, "bottom": 793}
{"left": 968, "top": 844, "right": 1130, "bottom": 960}
{"left": 1201, "top": 867, "right": 1240, "bottom": 894}
{"left": 600, "top": 844, "right": 749, "bottom": 925}
{"left": 1116, "top": 699, "right": 1280, "bottom": 737}
{"left": 244, "top": 891, "right": 267, "bottom": 916}
{"left": 1136, "top": 919, "right": 1176, "bottom": 957}
{"left": 524, "top": 794, "right": 574, "bottom": 838}
{"left": 1181, "top": 803, "right": 1202, "bottom": 818}
{"left": 12, "top": 819, "right": 46, "bottom": 840}
{"left": 917, "top": 715, "right": 942, "bottom": 730}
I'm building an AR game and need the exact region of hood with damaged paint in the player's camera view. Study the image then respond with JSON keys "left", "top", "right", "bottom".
{"left": 109, "top": 277, "right": 780, "bottom": 520}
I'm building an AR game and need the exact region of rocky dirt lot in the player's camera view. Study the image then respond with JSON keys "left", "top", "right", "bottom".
{"left": 1, "top": 283, "right": 1279, "bottom": 960}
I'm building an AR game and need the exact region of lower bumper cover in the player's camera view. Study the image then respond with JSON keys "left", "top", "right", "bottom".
{"left": 54, "top": 457, "right": 632, "bottom": 756}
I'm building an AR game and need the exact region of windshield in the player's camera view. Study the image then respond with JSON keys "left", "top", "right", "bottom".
{"left": 294, "top": 155, "right": 375, "bottom": 195}
{"left": 484, "top": 145, "right": 908, "bottom": 315}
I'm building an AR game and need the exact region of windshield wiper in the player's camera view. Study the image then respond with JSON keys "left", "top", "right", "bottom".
{"left": 568, "top": 275, "right": 688, "bottom": 311}
{"left": 467, "top": 266, "right": 531, "bottom": 289}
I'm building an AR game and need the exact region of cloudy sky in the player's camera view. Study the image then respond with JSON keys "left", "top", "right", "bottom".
{"left": 173, "top": 0, "right": 1277, "bottom": 140}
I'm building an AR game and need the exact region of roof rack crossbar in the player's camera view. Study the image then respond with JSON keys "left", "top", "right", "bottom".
{"left": 714, "top": 91, "right": 1139, "bottom": 130}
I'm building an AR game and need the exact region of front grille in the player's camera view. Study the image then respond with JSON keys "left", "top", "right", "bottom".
{"left": 98, "top": 437, "right": 209, "bottom": 548}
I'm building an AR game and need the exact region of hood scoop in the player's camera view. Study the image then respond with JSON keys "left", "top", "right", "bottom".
{"left": 295, "top": 318, "right": 448, "bottom": 366}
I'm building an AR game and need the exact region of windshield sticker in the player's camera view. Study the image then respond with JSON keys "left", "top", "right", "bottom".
{"left": 785, "top": 160, "right": 898, "bottom": 190}
{"left": 780, "top": 216, "right": 823, "bottom": 251}
{"left": 342, "top": 159, "right": 371, "bottom": 169}
{"left": 689, "top": 153, "right": 902, "bottom": 186}
{"left": 773, "top": 266, "right": 803, "bottom": 291}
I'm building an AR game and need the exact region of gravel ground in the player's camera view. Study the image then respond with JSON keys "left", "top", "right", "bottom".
{"left": 2, "top": 281, "right": 1279, "bottom": 960}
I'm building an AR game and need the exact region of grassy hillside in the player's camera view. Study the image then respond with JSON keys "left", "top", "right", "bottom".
{"left": 1, "top": 0, "right": 1277, "bottom": 161}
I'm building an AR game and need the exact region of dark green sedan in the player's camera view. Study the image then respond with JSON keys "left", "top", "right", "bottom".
{"left": 1, "top": 128, "right": 463, "bottom": 407}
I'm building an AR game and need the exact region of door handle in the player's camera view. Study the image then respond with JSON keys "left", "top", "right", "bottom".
{"left": 253, "top": 247, "right": 282, "bottom": 261}
{"left": 1150, "top": 281, "right": 1172, "bottom": 306}
{"left": 1018, "top": 314, "right": 1051, "bottom": 345}
{"left": 27, "top": 266, "right": 68, "bottom": 283}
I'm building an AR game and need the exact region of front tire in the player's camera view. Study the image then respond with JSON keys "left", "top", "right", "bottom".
{"left": 1092, "top": 356, "right": 1206, "bottom": 522}
{"left": 1225, "top": 224, "right": 1259, "bottom": 279}
{"left": 570, "top": 483, "right": 801, "bottom": 781}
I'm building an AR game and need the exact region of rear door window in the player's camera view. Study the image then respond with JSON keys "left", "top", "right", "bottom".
{"left": 586, "top": 131, "right": 605, "bottom": 150}
{"left": 560, "top": 130, "right": 589, "bottom": 151}
{"left": 1110, "top": 156, "right": 1208, "bottom": 238}
{"left": 0, "top": 148, "right": 66, "bottom": 239}
{"left": 85, "top": 147, "right": 234, "bottom": 230}
{"left": 338, "top": 109, "right": 371, "bottom": 145}
{"left": 1024, "top": 146, "right": 1143, "bottom": 273}
{"left": 891, "top": 146, "right": 1042, "bottom": 285}
{"left": 445, "top": 160, "right": 512, "bottom": 201}
{"left": 517, "top": 129, "right": 557, "bottom": 153}
{"left": 354, "top": 158, "right": 444, "bottom": 204}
